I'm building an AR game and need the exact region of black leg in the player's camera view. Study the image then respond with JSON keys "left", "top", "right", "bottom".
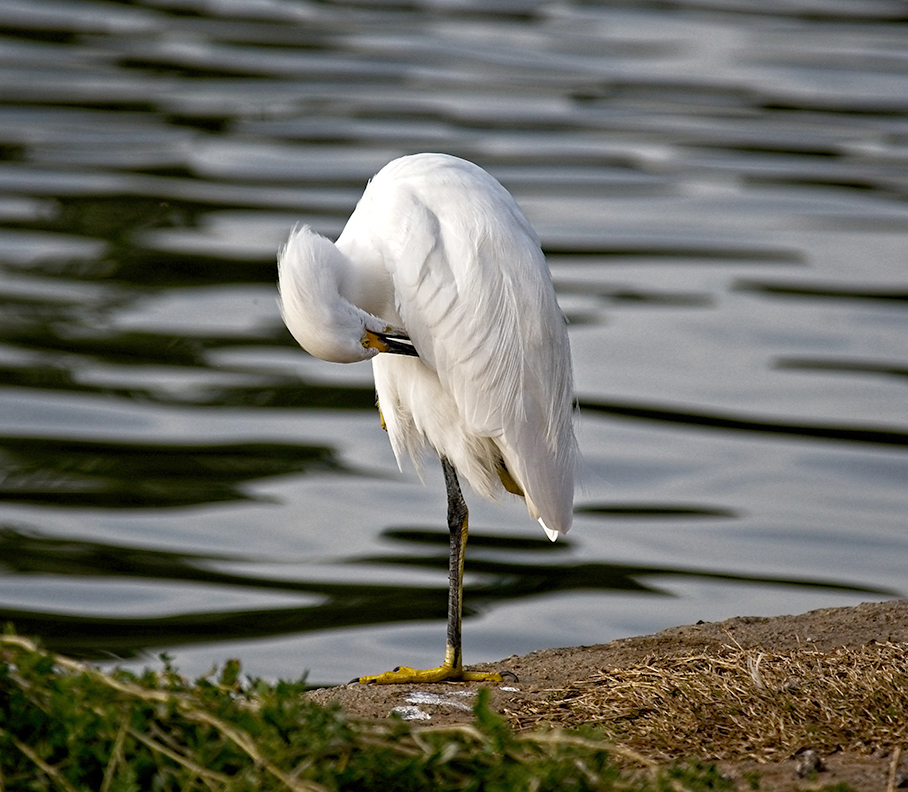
{"left": 442, "top": 457, "right": 467, "bottom": 673}
{"left": 357, "top": 458, "right": 502, "bottom": 684}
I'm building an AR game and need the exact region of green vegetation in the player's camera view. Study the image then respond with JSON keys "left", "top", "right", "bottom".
{"left": 0, "top": 632, "right": 733, "bottom": 792}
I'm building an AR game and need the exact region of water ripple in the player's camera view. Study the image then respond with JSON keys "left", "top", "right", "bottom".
{"left": 0, "top": 0, "right": 905, "bottom": 679}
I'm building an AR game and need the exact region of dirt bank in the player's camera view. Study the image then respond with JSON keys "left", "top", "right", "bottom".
{"left": 307, "top": 599, "right": 908, "bottom": 791}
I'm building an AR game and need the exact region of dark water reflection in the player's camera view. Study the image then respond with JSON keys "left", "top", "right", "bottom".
{"left": 0, "top": 436, "right": 344, "bottom": 508}
{"left": 579, "top": 399, "right": 908, "bottom": 447}
{"left": 0, "top": 0, "right": 906, "bottom": 682}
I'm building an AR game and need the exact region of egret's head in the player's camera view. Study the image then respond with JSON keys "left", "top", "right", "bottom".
{"left": 278, "top": 226, "right": 386, "bottom": 363}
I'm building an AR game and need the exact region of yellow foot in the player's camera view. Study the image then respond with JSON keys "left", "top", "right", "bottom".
{"left": 358, "top": 664, "right": 503, "bottom": 685}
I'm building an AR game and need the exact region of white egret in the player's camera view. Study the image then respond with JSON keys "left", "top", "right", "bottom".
{"left": 278, "top": 153, "right": 575, "bottom": 684}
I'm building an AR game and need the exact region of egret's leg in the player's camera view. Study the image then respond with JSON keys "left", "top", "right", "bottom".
{"left": 358, "top": 459, "right": 502, "bottom": 685}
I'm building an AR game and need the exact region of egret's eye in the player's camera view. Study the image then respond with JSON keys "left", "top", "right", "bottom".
{"left": 361, "top": 329, "right": 389, "bottom": 352}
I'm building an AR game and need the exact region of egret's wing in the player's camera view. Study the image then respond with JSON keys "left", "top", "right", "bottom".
{"left": 373, "top": 160, "right": 563, "bottom": 431}
{"left": 349, "top": 155, "right": 575, "bottom": 533}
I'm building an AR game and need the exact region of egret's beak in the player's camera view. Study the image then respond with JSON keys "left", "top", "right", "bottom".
{"left": 363, "top": 329, "right": 419, "bottom": 357}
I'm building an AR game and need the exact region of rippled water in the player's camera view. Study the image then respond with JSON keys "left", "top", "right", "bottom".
{"left": 0, "top": 0, "right": 906, "bottom": 685}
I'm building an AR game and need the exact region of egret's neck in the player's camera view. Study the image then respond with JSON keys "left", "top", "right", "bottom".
{"left": 335, "top": 227, "right": 398, "bottom": 325}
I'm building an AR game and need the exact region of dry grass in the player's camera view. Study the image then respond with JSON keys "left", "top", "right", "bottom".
{"left": 504, "top": 641, "right": 908, "bottom": 763}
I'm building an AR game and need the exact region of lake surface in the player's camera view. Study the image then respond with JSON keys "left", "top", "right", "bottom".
{"left": 0, "top": 0, "right": 906, "bottom": 686}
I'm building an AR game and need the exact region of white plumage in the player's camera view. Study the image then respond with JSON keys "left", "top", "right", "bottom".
{"left": 278, "top": 152, "right": 575, "bottom": 539}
